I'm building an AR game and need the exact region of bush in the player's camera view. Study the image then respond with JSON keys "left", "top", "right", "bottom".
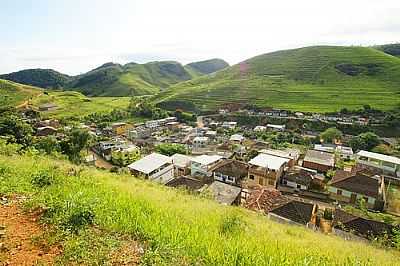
{"left": 63, "top": 209, "right": 95, "bottom": 233}
{"left": 31, "top": 170, "right": 57, "bottom": 188}
{"left": 323, "top": 209, "right": 333, "bottom": 220}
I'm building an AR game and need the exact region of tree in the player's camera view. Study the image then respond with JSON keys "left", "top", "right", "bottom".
{"left": 348, "top": 132, "right": 380, "bottom": 152}
{"left": 320, "top": 127, "right": 342, "bottom": 143}
{"left": 155, "top": 143, "right": 187, "bottom": 156}
{"left": 34, "top": 135, "right": 60, "bottom": 155}
{"left": 60, "top": 129, "right": 92, "bottom": 163}
{"left": 0, "top": 113, "right": 33, "bottom": 147}
{"left": 372, "top": 144, "right": 393, "bottom": 155}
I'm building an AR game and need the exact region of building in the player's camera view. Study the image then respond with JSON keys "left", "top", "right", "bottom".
{"left": 205, "top": 130, "right": 217, "bottom": 139}
{"left": 229, "top": 134, "right": 244, "bottom": 144}
{"left": 356, "top": 150, "right": 400, "bottom": 178}
{"left": 127, "top": 127, "right": 151, "bottom": 140}
{"left": 211, "top": 160, "right": 249, "bottom": 186}
{"left": 190, "top": 155, "right": 223, "bottom": 177}
{"left": 333, "top": 209, "right": 394, "bottom": 239}
{"left": 281, "top": 169, "right": 315, "bottom": 191}
{"left": 314, "top": 144, "right": 336, "bottom": 153}
{"left": 336, "top": 146, "right": 354, "bottom": 160}
{"left": 222, "top": 121, "right": 237, "bottom": 129}
{"left": 259, "top": 148, "right": 300, "bottom": 168}
{"left": 269, "top": 200, "right": 318, "bottom": 226}
{"left": 171, "top": 153, "right": 192, "bottom": 176}
{"left": 36, "top": 126, "right": 57, "bottom": 137}
{"left": 165, "top": 176, "right": 205, "bottom": 191}
{"left": 303, "top": 150, "right": 335, "bottom": 173}
{"left": 192, "top": 136, "right": 209, "bottom": 149}
{"left": 128, "top": 153, "right": 174, "bottom": 184}
{"left": 247, "top": 154, "right": 289, "bottom": 187}
{"left": 266, "top": 124, "right": 285, "bottom": 131}
{"left": 254, "top": 126, "right": 267, "bottom": 132}
{"left": 111, "top": 144, "right": 140, "bottom": 167}
{"left": 111, "top": 122, "right": 132, "bottom": 135}
{"left": 205, "top": 181, "right": 242, "bottom": 205}
{"left": 328, "top": 170, "right": 385, "bottom": 210}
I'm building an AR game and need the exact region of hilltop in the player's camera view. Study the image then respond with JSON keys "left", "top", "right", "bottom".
{"left": 0, "top": 69, "right": 71, "bottom": 89}
{"left": 1, "top": 59, "right": 229, "bottom": 97}
{"left": 375, "top": 43, "right": 400, "bottom": 58}
{"left": 155, "top": 45, "right": 400, "bottom": 113}
{"left": 0, "top": 152, "right": 398, "bottom": 265}
{"left": 0, "top": 79, "right": 42, "bottom": 107}
{"left": 185, "top": 58, "right": 229, "bottom": 75}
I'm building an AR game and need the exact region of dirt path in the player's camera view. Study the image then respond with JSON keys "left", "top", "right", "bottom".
{"left": 0, "top": 199, "right": 61, "bottom": 265}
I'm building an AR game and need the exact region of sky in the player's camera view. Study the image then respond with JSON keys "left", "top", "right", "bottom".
{"left": 1, "top": 0, "right": 400, "bottom": 75}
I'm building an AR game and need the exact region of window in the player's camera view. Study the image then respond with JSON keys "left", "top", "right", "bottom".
{"left": 297, "top": 184, "right": 301, "bottom": 189}
{"left": 249, "top": 175, "right": 255, "bottom": 180}
{"left": 259, "top": 178, "right": 264, "bottom": 185}
{"left": 337, "top": 189, "right": 342, "bottom": 195}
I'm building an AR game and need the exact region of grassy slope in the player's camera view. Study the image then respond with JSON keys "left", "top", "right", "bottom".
{"left": 0, "top": 79, "right": 42, "bottom": 107}
{"left": 30, "top": 91, "right": 131, "bottom": 119}
{"left": 0, "top": 69, "right": 71, "bottom": 89}
{"left": 0, "top": 153, "right": 398, "bottom": 265}
{"left": 156, "top": 46, "right": 400, "bottom": 112}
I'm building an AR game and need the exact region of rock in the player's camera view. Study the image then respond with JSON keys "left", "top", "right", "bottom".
{"left": 0, "top": 225, "right": 5, "bottom": 230}
{"left": 0, "top": 230, "right": 6, "bottom": 238}
{"left": 0, "top": 242, "right": 8, "bottom": 252}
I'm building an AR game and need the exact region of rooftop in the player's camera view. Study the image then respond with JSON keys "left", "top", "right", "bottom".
{"left": 171, "top": 153, "right": 192, "bottom": 168}
{"left": 330, "top": 170, "right": 382, "bottom": 198}
{"left": 230, "top": 134, "right": 244, "bottom": 142}
{"left": 191, "top": 155, "right": 222, "bottom": 166}
{"left": 206, "top": 181, "right": 242, "bottom": 205}
{"left": 211, "top": 160, "right": 249, "bottom": 179}
{"left": 357, "top": 150, "right": 400, "bottom": 165}
{"left": 304, "top": 150, "right": 335, "bottom": 166}
{"left": 249, "top": 153, "right": 289, "bottom": 170}
{"left": 165, "top": 177, "right": 205, "bottom": 190}
{"left": 128, "top": 153, "right": 172, "bottom": 174}
{"left": 270, "top": 200, "right": 315, "bottom": 225}
{"left": 259, "top": 148, "right": 300, "bottom": 160}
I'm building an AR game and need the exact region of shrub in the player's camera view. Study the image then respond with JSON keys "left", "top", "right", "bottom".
{"left": 31, "top": 170, "right": 57, "bottom": 188}
{"left": 323, "top": 209, "right": 333, "bottom": 220}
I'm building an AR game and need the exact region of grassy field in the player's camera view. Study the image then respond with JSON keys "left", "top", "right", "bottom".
{"left": 0, "top": 152, "right": 399, "bottom": 265}
{"left": 30, "top": 91, "right": 131, "bottom": 119}
{"left": 155, "top": 46, "right": 400, "bottom": 113}
{"left": 0, "top": 79, "right": 42, "bottom": 107}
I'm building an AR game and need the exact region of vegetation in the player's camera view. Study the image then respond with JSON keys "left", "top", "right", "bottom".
{"left": 348, "top": 132, "right": 380, "bottom": 152}
{"left": 374, "top": 43, "right": 400, "bottom": 58}
{"left": 155, "top": 143, "right": 188, "bottom": 156}
{"left": 320, "top": 127, "right": 342, "bottom": 143}
{"left": 0, "top": 151, "right": 399, "bottom": 265}
{"left": 185, "top": 58, "right": 229, "bottom": 75}
{"left": 0, "top": 79, "right": 42, "bottom": 107}
{"left": 155, "top": 45, "right": 400, "bottom": 113}
{"left": 0, "top": 69, "right": 71, "bottom": 89}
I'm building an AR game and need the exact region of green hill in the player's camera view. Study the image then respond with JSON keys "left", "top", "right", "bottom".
{"left": 0, "top": 152, "right": 399, "bottom": 265}
{"left": 0, "top": 79, "right": 42, "bottom": 107}
{"left": 156, "top": 46, "right": 400, "bottom": 113}
{"left": 185, "top": 58, "right": 229, "bottom": 75}
{"left": 66, "top": 61, "right": 205, "bottom": 97}
{"left": 375, "top": 43, "right": 400, "bottom": 58}
{"left": 0, "top": 69, "right": 71, "bottom": 89}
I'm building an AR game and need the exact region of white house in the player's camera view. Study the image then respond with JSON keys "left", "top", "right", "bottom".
{"left": 192, "top": 136, "right": 209, "bottom": 149}
{"left": 222, "top": 121, "right": 237, "bottom": 129}
{"left": 254, "top": 126, "right": 267, "bottom": 132}
{"left": 356, "top": 150, "right": 400, "bottom": 178}
{"left": 267, "top": 124, "right": 285, "bottom": 131}
{"left": 191, "top": 155, "right": 223, "bottom": 177}
{"left": 128, "top": 153, "right": 174, "bottom": 184}
{"left": 171, "top": 153, "right": 192, "bottom": 176}
{"left": 229, "top": 134, "right": 244, "bottom": 144}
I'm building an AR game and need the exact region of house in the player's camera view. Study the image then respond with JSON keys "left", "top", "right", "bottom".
{"left": 229, "top": 134, "right": 244, "bottom": 144}
{"left": 254, "top": 126, "right": 267, "bottom": 132}
{"left": 166, "top": 121, "right": 180, "bottom": 130}
{"left": 303, "top": 150, "right": 335, "bottom": 173}
{"left": 171, "top": 153, "right": 192, "bottom": 176}
{"left": 269, "top": 200, "right": 318, "bottom": 226}
{"left": 111, "top": 144, "right": 140, "bottom": 166}
{"left": 281, "top": 169, "right": 314, "bottom": 191}
{"left": 328, "top": 170, "right": 386, "bottom": 210}
{"left": 205, "top": 181, "right": 242, "bottom": 205}
{"left": 190, "top": 155, "right": 223, "bottom": 177}
{"left": 333, "top": 209, "right": 394, "bottom": 239}
{"left": 111, "top": 122, "right": 132, "bottom": 135}
{"left": 266, "top": 124, "right": 285, "bottom": 131}
{"left": 128, "top": 153, "right": 174, "bottom": 184}
{"left": 127, "top": 127, "right": 151, "bottom": 140}
{"left": 165, "top": 176, "right": 205, "bottom": 191}
{"left": 38, "top": 103, "right": 58, "bottom": 111}
{"left": 222, "top": 121, "right": 237, "bottom": 129}
{"left": 247, "top": 154, "right": 289, "bottom": 187}
{"left": 192, "top": 136, "right": 209, "bottom": 149}
{"left": 336, "top": 146, "right": 354, "bottom": 160}
{"left": 211, "top": 160, "right": 249, "bottom": 186}
{"left": 205, "top": 130, "right": 217, "bottom": 139}
{"left": 36, "top": 126, "right": 57, "bottom": 137}
{"left": 259, "top": 148, "right": 300, "bottom": 168}
{"left": 314, "top": 144, "right": 336, "bottom": 153}
{"left": 356, "top": 150, "right": 400, "bottom": 178}
{"left": 84, "top": 154, "right": 96, "bottom": 166}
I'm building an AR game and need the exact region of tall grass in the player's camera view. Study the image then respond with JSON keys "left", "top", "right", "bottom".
{"left": 0, "top": 154, "right": 399, "bottom": 265}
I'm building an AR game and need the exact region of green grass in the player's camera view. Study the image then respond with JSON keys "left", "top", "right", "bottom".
{"left": 0, "top": 79, "right": 42, "bottom": 107}
{"left": 155, "top": 46, "right": 400, "bottom": 113}
{"left": 30, "top": 91, "right": 131, "bottom": 119}
{"left": 0, "top": 152, "right": 399, "bottom": 265}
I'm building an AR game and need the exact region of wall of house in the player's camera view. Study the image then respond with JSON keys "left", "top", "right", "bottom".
{"left": 284, "top": 180, "right": 307, "bottom": 190}
{"left": 247, "top": 170, "right": 278, "bottom": 187}
{"left": 328, "top": 186, "right": 376, "bottom": 208}
{"left": 303, "top": 161, "right": 332, "bottom": 173}
{"left": 149, "top": 164, "right": 174, "bottom": 184}
{"left": 214, "top": 172, "right": 236, "bottom": 185}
